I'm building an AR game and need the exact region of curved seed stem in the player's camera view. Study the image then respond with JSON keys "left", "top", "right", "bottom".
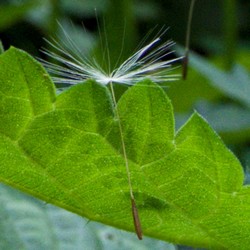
{"left": 109, "top": 82, "right": 143, "bottom": 240}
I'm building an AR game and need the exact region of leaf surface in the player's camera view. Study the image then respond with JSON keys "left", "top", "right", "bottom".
{"left": 0, "top": 47, "right": 249, "bottom": 249}
{"left": 0, "top": 183, "right": 175, "bottom": 250}
{"left": 0, "top": 184, "right": 175, "bottom": 250}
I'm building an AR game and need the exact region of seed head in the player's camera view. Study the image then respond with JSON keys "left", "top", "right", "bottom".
{"left": 40, "top": 26, "right": 181, "bottom": 86}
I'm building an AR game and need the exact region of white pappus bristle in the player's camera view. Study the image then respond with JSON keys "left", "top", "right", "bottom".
{"left": 40, "top": 26, "right": 182, "bottom": 86}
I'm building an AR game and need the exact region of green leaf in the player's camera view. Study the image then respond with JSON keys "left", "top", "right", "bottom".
{"left": 0, "top": 47, "right": 250, "bottom": 249}
{"left": 0, "top": 46, "right": 55, "bottom": 140}
{"left": 0, "top": 183, "right": 175, "bottom": 250}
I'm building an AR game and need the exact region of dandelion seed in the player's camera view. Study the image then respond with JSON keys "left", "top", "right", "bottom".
{"left": 40, "top": 24, "right": 181, "bottom": 240}
{"left": 40, "top": 26, "right": 181, "bottom": 86}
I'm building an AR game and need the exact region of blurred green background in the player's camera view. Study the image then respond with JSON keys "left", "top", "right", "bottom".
{"left": 0, "top": 0, "right": 250, "bottom": 249}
